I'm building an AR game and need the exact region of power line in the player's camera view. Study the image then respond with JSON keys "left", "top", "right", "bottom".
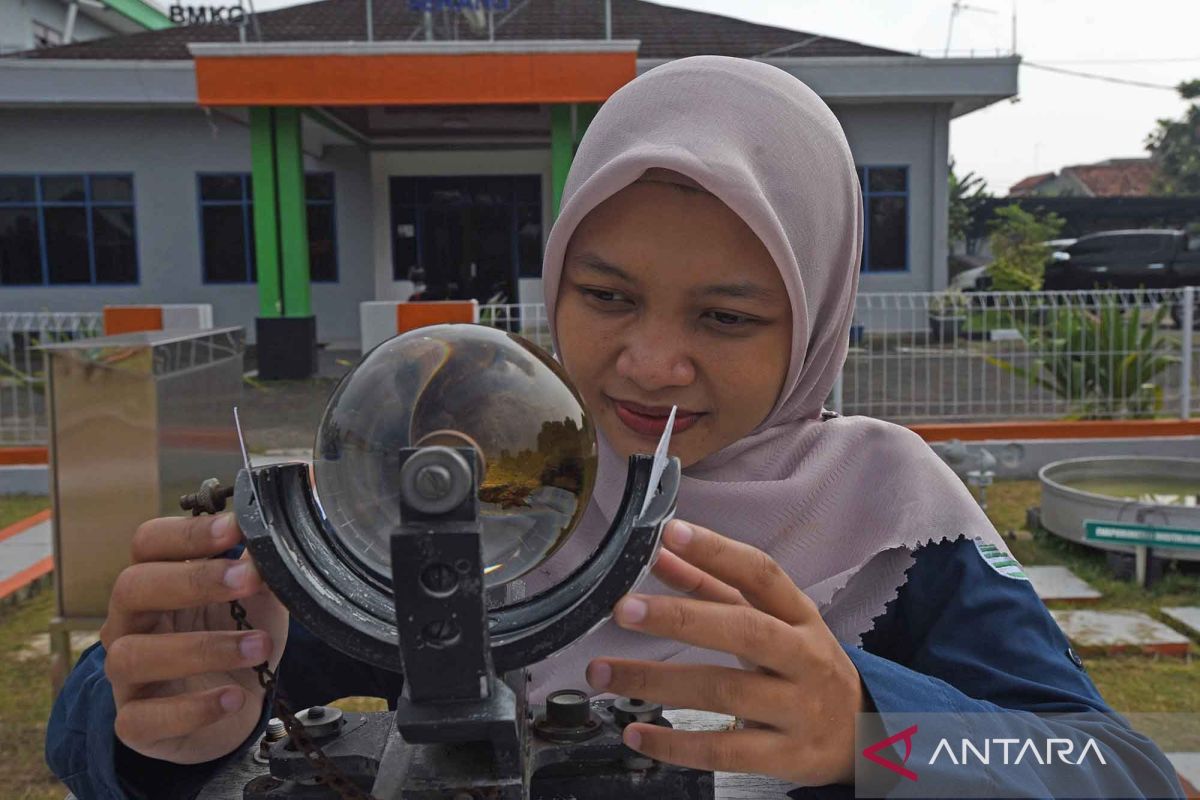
{"left": 1022, "top": 61, "right": 1179, "bottom": 91}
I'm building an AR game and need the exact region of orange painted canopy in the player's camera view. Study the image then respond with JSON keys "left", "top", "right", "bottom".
{"left": 191, "top": 41, "right": 639, "bottom": 107}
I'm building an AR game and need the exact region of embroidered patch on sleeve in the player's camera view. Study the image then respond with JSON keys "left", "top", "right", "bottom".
{"left": 974, "top": 539, "right": 1028, "bottom": 581}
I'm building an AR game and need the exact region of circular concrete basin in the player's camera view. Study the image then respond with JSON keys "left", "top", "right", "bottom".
{"left": 1038, "top": 457, "right": 1200, "bottom": 562}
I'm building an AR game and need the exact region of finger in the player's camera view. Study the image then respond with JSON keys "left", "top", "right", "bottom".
{"left": 106, "top": 630, "right": 271, "bottom": 691}
{"left": 623, "top": 724, "right": 789, "bottom": 778}
{"left": 662, "top": 520, "right": 816, "bottom": 625}
{"left": 652, "top": 549, "right": 747, "bottom": 606}
{"left": 115, "top": 685, "right": 247, "bottom": 752}
{"left": 130, "top": 513, "right": 242, "bottom": 564}
{"left": 613, "top": 595, "right": 803, "bottom": 678}
{"left": 110, "top": 558, "right": 263, "bottom": 617}
{"left": 587, "top": 659, "right": 795, "bottom": 727}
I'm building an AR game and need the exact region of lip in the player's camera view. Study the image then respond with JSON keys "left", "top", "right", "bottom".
{"left": 608, "top": 396, "right": 706, "bottom": 438}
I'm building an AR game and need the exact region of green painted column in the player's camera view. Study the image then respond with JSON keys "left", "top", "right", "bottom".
{"left": 273, "top": 108, "right": 312, "bottom": 318}
{"left": 249, "top": 107, "right": 311, "bottom": 318}
{"left": 550, "top": 103, "right": 602, "bottom": 218}
{"left": 550, "top": 104, "right": 573, "bottom": 218}
{"left": 250, "top": 108, "right": 282, "bottom": 318}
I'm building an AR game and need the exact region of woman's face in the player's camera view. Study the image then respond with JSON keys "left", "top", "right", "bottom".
{"left": 556, "top": 180, "right": 792, "bottom": 468}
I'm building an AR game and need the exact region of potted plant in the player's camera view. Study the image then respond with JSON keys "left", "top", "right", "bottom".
{"left": 928, "top": 290, "right": 969, "bottom": 342}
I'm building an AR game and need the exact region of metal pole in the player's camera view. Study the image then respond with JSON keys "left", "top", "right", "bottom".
{"left": 366, "top": 0, "right": 373, "bottom": 42}
{"left": 64, "top": 1, "right": 78, "bottom": 44}
{"left": 488, "top": 5, "right": 494, "bottom": 40}
{"left": 832, "top": 372, "right": 844, "bottom": 415}
{"left": 1182, "top": 285, "right": 1195, "bottom": 420}
{"left": 424, "top": 10, "right": 433, "bottom": 40}
{"left": 605, "top": 0, "right": 611, "bottom": 39}
{"left": 1135, "top": 546, "right": 1148, "bottom": 588}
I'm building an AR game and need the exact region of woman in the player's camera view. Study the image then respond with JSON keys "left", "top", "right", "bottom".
{"left": 47, "top": 57, "right": 1182, "bottom": 799}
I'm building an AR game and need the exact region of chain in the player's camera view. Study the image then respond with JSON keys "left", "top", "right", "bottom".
{"left": 182, "top": 479, "right": 379, "bottom": 800}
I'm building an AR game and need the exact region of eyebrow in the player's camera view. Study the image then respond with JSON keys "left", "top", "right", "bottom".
{"left": 571, "top": 252, "right": 780, "bottom": 303}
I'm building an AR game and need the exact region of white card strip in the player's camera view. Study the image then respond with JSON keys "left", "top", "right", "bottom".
{"left": 233, "top": 406, "right": 259, "bottom": 509}
{"left": 640, "top": 405, "right": 677, "bottom": 517}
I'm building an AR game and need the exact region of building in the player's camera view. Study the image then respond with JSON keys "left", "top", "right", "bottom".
{"left": 0, "top": 0, "right": 170, "bottom": 55}
{"left": 0, "top": 0, "right": 1018, "bottom": 375}
{"left": 1009, "top": 158, "right": 1160, "bottom": 198}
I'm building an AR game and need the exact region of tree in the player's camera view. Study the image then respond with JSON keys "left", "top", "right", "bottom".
{"left": 948, "top": 160, "right": 990, "bottom": 246}
{"left": 985, "top": 204, "right": 1064, "bottom": 292}
{"left": 1146, "top": 79, "right": 1200, "bottom": 195}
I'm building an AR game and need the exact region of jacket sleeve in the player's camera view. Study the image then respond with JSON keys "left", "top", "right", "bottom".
{"left": 45, "top": 619, "right": 403, "bottom": 800}
{"left": 791, "top": 536, "right": 1183, "bottom": 800}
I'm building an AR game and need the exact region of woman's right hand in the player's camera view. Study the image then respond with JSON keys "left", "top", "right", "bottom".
{"left": 100, "top": 512, "right": 289, "bottom": 765}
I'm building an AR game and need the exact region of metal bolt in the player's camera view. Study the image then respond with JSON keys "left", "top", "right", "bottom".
{"left": 414, "top": 465, "right": 453, "bottom": 501}
{"left": 420, "top": 562, "right": 458, "bottom": 595}
{"left": 264, "top": 718, "right": 286, "bottom": 741}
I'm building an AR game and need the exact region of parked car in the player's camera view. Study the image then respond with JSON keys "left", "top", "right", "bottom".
{"left": 1041, "top": 229, "right": 1200, "bottom": 327}
{"left": 949, "top": 240, "right": 1077, "bottom": 292}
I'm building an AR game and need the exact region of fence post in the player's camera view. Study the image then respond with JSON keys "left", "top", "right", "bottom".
{"left": 1183, "top": 286, "right": 1195, "bottom": 420}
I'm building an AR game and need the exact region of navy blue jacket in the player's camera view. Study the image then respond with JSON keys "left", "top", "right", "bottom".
{"left": 45, "top": 536, "right": 1185, "bottom": 799}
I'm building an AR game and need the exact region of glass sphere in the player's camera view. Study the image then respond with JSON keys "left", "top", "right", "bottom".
{"left": 313, "top": 324, "right": 598, "bottom": 587}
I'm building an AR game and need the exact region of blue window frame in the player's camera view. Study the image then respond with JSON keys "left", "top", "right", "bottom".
{"left": 856, "top": 166, "right": 909, "bottom": 273}
{"left": 0, "top": 174, "right": 138, "bottom": 286}
{"left": 198, "top": 172, "right": 338, "bottom": 284}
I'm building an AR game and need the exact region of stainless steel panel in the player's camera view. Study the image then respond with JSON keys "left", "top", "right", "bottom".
{"left": 45, "top": 327, "right": 244, "bottom": 618}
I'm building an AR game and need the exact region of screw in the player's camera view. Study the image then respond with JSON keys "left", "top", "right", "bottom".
{"left": 414, "top": 465, "right": 453, "bottom": 501}
{"left": 420, "top": 562, "right": 458, "bottom": 595}
{"left": 421, "top": 618, "right": 461, "bottom": 647}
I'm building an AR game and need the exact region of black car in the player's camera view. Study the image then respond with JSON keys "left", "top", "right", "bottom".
{"left": 1041, "top": 229, "right": 1200, "bottom": 326}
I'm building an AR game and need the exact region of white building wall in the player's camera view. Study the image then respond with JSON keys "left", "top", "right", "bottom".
{"left": 1, "top": 0, "right": 118, "bottom": 53}
{"left": 0, "top": 107, "right": 375, "bottom": 344}
{"left": 833, "top": 102, "right": 952, "bottom": 294}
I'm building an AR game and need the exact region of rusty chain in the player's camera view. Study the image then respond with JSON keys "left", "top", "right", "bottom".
{"left": 181, "top": 479, "right": 379, "bottom": 800}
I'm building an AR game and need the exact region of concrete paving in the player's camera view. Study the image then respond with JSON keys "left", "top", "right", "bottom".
{"left": 0, "top": 513, "right": 52, "bottom": 600}
{"left": 1167, "top": 753, "right": 1200, "bottom": 795}
{"left": 1051, "top": 609, "right": 1191, "bottom": 657}
{"left": 1162, "top": 607, "right": 1200, "bottom": 639}
{"left": 1024, "top": 565, "right": 1102, "bottom": 602}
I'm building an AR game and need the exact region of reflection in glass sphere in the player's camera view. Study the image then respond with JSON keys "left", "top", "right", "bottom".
{"left": 313, "top": 325, "right": 598, "bottom": 587}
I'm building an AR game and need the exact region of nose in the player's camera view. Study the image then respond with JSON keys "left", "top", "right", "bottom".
{"left": 614, "top": 320, "right": 696, "bottom": 392}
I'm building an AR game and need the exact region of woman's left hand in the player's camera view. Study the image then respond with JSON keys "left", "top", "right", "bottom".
{"left": 586, "top": 518, "right": 867, "bottom": 787}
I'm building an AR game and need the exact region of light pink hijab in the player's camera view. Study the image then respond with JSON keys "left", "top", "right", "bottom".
{"left": 525, "top": 56, "right": 1010, "bottom": 699}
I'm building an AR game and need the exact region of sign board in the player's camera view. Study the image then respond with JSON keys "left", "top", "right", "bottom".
{"left": 1084, "top": 520, "right": 1200, "bottom": 550}
{"left": 169, "top": 2, "right": 246, "bottom": 23}
{"left": 408, "top": 0, "right": 511, "bottom": 10}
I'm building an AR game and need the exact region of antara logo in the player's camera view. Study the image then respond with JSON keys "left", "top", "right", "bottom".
{"left": 862, "top": 725, "right": 1108, "bottom": 781}
{"left": 863, "top": 724, "right": 920, "bottom": 781}
{"left": 930, "top": 737, "right": 1107, "bottom": 766}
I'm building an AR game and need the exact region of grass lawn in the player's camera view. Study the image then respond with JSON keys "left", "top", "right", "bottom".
{"left": 0, "top": 480, "right": 1198, "bottom": 796}
{"left": 0, "top": 494, "right": 49, "bottom": 529}
{"left": 1, "top": 591, "right": 66, "bottom": 800}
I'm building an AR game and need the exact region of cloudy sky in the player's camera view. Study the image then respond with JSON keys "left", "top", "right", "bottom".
{"left": 245, "top": 0, "right": 1199, "bottom": 196}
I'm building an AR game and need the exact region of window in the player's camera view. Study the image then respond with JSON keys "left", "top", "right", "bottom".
{"left": 0, "top": 174, "right": 137, "bottom": 286}
{"left": 856, "top": 166, "right": 908, "bottom": 272}
{"left": 32, "top": 21, "right": 62, "bottom": 49}
{"left": 198, "top": 172, "right": 338, "bottom": 283}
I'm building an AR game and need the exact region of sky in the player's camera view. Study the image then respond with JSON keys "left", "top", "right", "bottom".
{"left": 241, "top": 0, "right": 1200, "bottom": 196}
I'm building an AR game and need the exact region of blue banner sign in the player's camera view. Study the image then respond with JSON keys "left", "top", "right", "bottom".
{"left": 408, "top": 0, "right": 511, "bottom": 10}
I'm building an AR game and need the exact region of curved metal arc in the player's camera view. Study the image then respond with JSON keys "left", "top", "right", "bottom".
{"left": 236, "top": 455, "right": 680, "bottom": 677}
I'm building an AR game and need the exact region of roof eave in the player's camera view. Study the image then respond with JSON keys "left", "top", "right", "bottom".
{"left": 642, "top": 55, "right": 1020, "bottom": 116}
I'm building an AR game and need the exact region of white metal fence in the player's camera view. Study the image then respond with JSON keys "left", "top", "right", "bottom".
{"left": 481, "top": 287, "right": 1200, "bottom": 424}
{"left": 2, "top": 293, "right": 1195, "bottom": 444}
{"left": 0, "top": 312, "right": 104, "bottom": 444}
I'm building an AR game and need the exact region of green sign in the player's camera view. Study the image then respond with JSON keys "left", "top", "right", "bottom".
{"left": 1085, "top": 520, "right": 1200, "bottom": 550}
